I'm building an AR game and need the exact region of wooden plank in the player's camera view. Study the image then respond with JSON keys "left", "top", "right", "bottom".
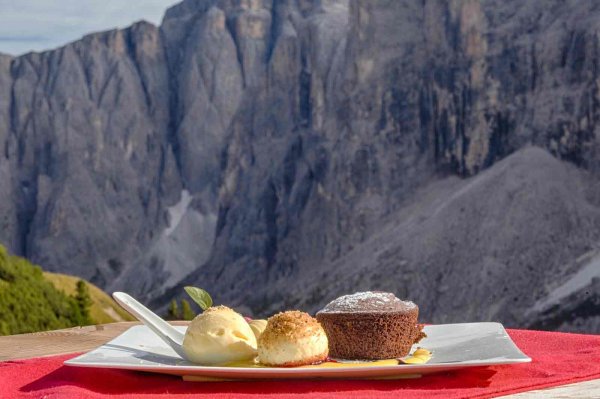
{"left": 0, "top": 321, "right": 188, "bottom": 361}
{"left": 0, "top": 322, "right": 597, "bottom": 398}
{"left": 500, "top": 379, "right": 600, "bottom": 398}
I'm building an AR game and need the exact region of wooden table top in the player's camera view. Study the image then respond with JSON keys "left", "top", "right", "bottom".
{"left": 0, "top": 322, "right": 597, "bottom": 398}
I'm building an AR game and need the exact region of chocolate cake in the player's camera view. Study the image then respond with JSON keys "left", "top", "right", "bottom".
{"left": 316, "top": 291, "right": 425, "bottom": 360}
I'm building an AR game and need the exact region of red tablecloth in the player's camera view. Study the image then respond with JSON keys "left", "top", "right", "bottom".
{"left": 1, "top": 329, "right": 599, "bottom": 399}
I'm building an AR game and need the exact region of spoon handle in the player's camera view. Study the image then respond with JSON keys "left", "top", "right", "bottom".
{"left": 113, "top": 292, "right": 187, "bottom": 358}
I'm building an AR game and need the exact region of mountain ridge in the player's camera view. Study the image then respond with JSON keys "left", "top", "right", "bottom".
{"left": 1, "top": 0, "right": 599, "bottom": 332}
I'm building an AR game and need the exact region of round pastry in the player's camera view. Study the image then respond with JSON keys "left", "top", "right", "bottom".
{"left": 316, "top": 291, "right": 425, "bottom": 360}
{"left": 257, "top": 311, "right": 329, "bottom": 366}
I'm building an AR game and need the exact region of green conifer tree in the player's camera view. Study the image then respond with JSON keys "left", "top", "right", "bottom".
{"left": 181, "top": 299, "right": 196, "bottom": 320}
{"left": 0, "top": 244, "right": 95, "bottom": 335}
{"left": 75, "top": 280, "right": 93, "bottom": 325}
{"left": 168, "top": 299, "right": 180, "bottom": 320}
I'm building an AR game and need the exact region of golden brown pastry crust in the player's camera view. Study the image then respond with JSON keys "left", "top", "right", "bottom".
{"left": 259, "top": 310, "right": 324, "bottom": 344}
{"left": 258, "top": 310, "right": 328, "bottom": 367}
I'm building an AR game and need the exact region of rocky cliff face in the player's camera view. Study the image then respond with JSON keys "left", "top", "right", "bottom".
{"left": 0, "top": 23, "right": 184, "bottom": 297}
{"left": 1, "top": 0, "right": 599, "bottom": 332}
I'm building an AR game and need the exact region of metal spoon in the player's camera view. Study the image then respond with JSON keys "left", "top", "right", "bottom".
{"left": 112, "top": 292, "right": 187, "bottom": 359}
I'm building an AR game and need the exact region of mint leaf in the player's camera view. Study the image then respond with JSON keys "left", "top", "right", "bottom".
{"left": 184, "top": 286, "right": 213, "bottom": 311}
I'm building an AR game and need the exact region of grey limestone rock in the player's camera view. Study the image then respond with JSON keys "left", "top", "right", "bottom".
{"left": 1, "top": 0, "right": 600, "bottom": 332}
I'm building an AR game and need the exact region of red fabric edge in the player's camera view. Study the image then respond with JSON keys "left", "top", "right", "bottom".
{"left": 1, "top": 328, "right": 599, "bottom": 399}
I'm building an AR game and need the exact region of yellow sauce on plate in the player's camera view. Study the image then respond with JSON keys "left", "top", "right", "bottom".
{"left": 222, "top": 348, "right": 432, "bottom": 368}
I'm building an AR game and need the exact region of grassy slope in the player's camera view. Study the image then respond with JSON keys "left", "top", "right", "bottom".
{"left": 43, "top": 272, "right": 134, "bottom": 324}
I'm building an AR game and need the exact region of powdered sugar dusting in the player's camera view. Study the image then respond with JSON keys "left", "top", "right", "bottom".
{"left": 318, "top": 291, "right": 416, "bottom": 313}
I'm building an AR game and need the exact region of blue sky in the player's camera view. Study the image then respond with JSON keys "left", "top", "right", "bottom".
{"left": 0, "top": 0, "right": 181, "bottom": 56}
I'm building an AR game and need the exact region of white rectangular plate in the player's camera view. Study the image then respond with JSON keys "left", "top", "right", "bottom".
{"left": 65, "top": 322, "right": 530, "bottom": 380}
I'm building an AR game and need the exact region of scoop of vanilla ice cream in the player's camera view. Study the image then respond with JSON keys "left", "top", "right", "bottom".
{"left": 182, "top": 306, "right": 257, "bottom": 365}
{"left": 248, "top": 319, "right": 267, "bottom": 340}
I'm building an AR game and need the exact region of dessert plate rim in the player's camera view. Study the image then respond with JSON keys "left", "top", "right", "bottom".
{"left": 64, "top": 322, "right": 531, "bottom": 378}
